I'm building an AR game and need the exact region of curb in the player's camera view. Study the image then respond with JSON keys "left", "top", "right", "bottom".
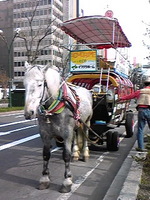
{"left": 117, "top": 129, "right": 149, "bottom": 200}
{"left": 117, "top": 150, "right": 143, "bottom": 200}
{"left": 103, "top": 142, "right": 144, "bottom": 200}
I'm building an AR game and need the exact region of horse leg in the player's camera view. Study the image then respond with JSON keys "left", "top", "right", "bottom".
{"left": 60, "top": 139, "right": 73, "bottom": 193}
{"left": 82, "top": 122, "right": 90, "bottom": 162}
{"left": 38, "top": 145, "right": 51, "bottom": 190}
{"left": 72, "top": 132, "right": 80, "bottom": 161}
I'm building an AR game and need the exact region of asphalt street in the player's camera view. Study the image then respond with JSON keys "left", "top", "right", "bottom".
{"left": 0, "top": 109, "right": 143, "bottom": 200}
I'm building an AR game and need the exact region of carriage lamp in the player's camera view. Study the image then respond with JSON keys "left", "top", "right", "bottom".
{"left": 0, "top": 28, "right": 21, "bottom": 107}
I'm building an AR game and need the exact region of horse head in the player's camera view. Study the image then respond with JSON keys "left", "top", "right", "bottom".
{"left": 23, "top": 61, "right": 60, "bottom": 119}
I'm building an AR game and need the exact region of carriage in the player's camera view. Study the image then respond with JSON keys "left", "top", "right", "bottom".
{"left": 60, "top": 14, "right": 134, "bottom": 151}
{"left": 23, "top": 13, "right": 135, "bottom": 193}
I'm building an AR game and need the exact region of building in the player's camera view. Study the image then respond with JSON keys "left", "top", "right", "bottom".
{"left": 0, "top": 0, "right": 13, "bottom": 78}
{"left": 13, "top": 0, "right": 66, "bottom": 87}
{"left": 0, "top": 0, "right": 77, "bottom": 88}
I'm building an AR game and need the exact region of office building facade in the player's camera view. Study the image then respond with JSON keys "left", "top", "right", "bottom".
{"left": 0, "top": 0, "right": 76, "bottom": 88}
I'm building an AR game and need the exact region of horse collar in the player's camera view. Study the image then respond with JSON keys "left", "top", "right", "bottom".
{"left": 39, "top": 84, "right": 65, "bottom": 115}
{"left": 38, "top": 82, "right": 81, "bottom": 121}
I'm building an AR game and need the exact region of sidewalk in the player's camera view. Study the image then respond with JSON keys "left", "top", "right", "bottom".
{"left": 103, "top": 141, "right": 143, "bottom": 200}
{"left": 117, "top": 143, "right": 145, "bottom": 200}
{"left": 117, "top": 131, "right": 149, "bottom": 200}
{"left": 104, "top": 127, "right": 149, "bottom": 200}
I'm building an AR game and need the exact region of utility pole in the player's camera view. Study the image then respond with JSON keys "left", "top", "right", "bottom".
{"left": 76, "top": 0, "right": 79, "bottom": 17}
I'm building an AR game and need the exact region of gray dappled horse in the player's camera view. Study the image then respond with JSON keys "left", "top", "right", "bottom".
{"left": 24, "top": 62, "right": 93, "bottom": 193}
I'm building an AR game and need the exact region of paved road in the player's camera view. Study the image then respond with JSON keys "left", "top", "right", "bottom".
{"left": 0, "top": 110, "right": 137, "bottom": 200}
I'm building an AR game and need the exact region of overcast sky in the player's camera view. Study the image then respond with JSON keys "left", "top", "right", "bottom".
{"left": 79, "top": 0, "right": 150, "bottom": 64}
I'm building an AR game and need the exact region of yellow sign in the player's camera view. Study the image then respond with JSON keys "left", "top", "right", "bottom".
{"left": 70, "top": 50, "right": 97, "bottom": 72}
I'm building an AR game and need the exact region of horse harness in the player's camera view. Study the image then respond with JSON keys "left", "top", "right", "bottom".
{"left": 39, "top": 80, "right": 80, "bottom": 121}
{"left": 38, "top": 77, "right": 104, "bottom": 145}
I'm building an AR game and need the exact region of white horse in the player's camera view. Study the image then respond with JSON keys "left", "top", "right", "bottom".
{"left": 23, "top": 61, "right": 93, "bottom": 193}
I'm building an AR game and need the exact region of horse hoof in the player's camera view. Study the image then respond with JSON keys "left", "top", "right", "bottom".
{"left": 59, "top": 177, "right": 72, "bottom": 193}
{"left": 38, "top": 182, "right": 50, "bottom": 190}
{"left": 72, "top": 156, "right": 79, "bottom": 162}
{"left": 72, "top": 151, "right": 80, "bottom": 161}
{"left": 59, "top": 184, "right": 71, "bottom": 193}
{"left": 38, "top": 175, "right": 50, "bottom": 190}
{"left": 83, "top": 156, "right": 89, "bottom": 162}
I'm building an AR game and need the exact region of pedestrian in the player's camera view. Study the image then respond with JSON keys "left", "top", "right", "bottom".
{"left": 119, "top": 77, "right": 150, "bottom": 152}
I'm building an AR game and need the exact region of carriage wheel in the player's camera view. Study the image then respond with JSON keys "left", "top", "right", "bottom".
{"left": 106, "top": 131, "right": 119, "bottom": 151}
{"left": 106, "top": 131, "right": 113, "bottom": 151}
{"left": 111, "top": 131, "right": 119, "bottom": 151}
{"left": 125, "top": 111, "right": 134, "bottom": 138}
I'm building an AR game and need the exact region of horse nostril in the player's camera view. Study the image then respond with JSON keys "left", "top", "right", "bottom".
{"left": 24, "top": 114, "right": 31, "bottom": 120}
{"left": 24, "top": 110, "right": 34, "bottom": 120}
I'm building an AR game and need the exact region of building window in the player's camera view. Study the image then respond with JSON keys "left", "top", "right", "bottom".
{"left": 44, "top": 9, "right": 48, "bottom": 15}
{"left": 44, "top": 0, "right": 48, "bottom": 5}
{"left": 17, "top": 4, "right": 20, "bottom": 9}
{"left": 14, "top": 71, "right": 25, "bottom": 77}
{"left": 40, "top": 10, "right": 44, "bottom": 15}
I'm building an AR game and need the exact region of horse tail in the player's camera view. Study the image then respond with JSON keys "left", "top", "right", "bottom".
{"left": 76, "top": 125, "right": 84, "bottom": 151}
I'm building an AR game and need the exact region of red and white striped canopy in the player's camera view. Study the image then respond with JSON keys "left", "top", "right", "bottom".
{"left": 60, "top": 15, "right": 132, "bottom": 49}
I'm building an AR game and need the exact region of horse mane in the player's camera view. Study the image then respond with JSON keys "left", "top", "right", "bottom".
{"left": 48, "top": 64, "right": 59, "bottom": 72}
{"left": 44, "top": 66, "right": 61, "bottom": 98}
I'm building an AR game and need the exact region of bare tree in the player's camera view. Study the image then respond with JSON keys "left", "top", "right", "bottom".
{"left": 0, "top": 69, "right": 9, "bottom": 99}
{"left": 142, "top": 1, "right": 150, "bottom": 61}
{"left": 142, "top": 24, "right": 150, "bottom": 61}
{"left": 15, "top": 1, "right": 61, "bottom": 64}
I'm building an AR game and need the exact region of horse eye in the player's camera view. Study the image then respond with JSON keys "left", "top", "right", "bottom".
{"left": 38, "top": 84, "right": 42, "bottom": 87}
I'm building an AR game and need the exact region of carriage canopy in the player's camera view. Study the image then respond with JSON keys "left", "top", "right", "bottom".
{"left": 60, "top": 15, "right": 132, "bottom": 49}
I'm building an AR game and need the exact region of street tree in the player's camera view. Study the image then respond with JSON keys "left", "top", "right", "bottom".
{"left": 0, "top": 70, "right": 9, "bottom": 99}
{"left": 142, "top": 24, "right": 150, "bottom": 61}
{"left": 142, "top": 1, "right": 150, "bottom": 61}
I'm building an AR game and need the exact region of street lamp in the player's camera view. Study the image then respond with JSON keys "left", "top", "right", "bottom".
{"left": 0, "top": 28, "right": 21, "bottom": 107}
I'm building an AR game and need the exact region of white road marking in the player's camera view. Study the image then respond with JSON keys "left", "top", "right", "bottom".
{"left": 0, "top": 119, "right": 37, "bottom": 128}
{"left": 0, "top": 133, "right": 62, "bottom": 152}
{"left": 57, "top": 152, "right": 109, "bottom": 200}
{"left": 57, "top": 120, "right": 138, "bottom": 200}
{"left": 0, "top": 125, "right": 37, "bottom": 136}
{"left": 133, "top": 120, "right": 137, "bottom": 131}
{"left": 0, "top": 116, "right": 138, "bottom": 199}
{"left": 0, "top": 112, "right": 24, "bottom": 117}
{"left": 51, "top": 147, "right": 62, "bottom": 153}
{"left": 15, "top": 115, "right": 24, "bottom": 118}
{"left": 0, "top": 134, "right": 40, "bottom": 151}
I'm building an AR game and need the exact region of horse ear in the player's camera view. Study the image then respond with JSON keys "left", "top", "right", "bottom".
{"left": 24, "top": 61, "right": 32, "bottom": 71}
{"left": 45, "top": 63, "right": 59, "bottom": 72}
{"left": 43, "top": 64, "right": 49, "bottom": 73}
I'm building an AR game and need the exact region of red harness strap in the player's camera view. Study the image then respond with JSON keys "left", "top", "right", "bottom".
{"left": 62, "top": 83, "right": 80, "bottom": 120}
